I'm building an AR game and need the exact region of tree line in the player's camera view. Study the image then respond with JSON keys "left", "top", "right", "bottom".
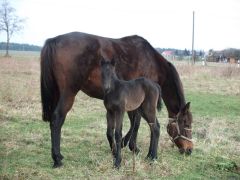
{"left": 0, "top": 42, "right": 41, "bottom": 51}
{"left": 156, "top": 48, "right": 205, "bottom": 57}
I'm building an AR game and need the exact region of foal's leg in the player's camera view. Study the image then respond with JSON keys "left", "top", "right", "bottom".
{"left": 50, "top": 91, "right": 75, "bottom": 168}
{"left": 106, "top": 110, "right": 116, "bottom": 156}
{"left": 114, "top": 110, "right": 124, "bottom": 168}
{"left": 122, "top": 110, "right": 141, "bottom": 153}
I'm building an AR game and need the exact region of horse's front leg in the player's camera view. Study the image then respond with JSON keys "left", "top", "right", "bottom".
{"left": 50, "top": 92, "right": 75, "bottom": 168}
{"left": 114, "top": 110, "right": 124, "bottom": 169}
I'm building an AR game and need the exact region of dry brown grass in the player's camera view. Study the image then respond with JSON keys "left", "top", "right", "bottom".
{"left": 0, "top": 56, "right": 41, "bottom": 122}
{"left": 174, "top": 62, "right": 240, "bottom": 96}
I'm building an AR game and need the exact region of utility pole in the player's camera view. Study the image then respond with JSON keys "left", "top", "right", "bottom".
{"left": 192, "top": 11, "right": 195, "bottom": 64}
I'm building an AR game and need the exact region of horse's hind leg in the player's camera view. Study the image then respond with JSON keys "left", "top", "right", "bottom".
{"left": 50, "top": 90, "right": 76, "bottom": 168}
{"left": 122, "top": 110, "right": 141, "bottom": 154}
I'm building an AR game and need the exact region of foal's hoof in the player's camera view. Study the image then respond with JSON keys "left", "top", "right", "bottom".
{"left": 114, "top": 163, "right": 121, "bottom": 169}
{"left": 113, "top": 158, "right": 122, "bottom": 169}
{"left": 52, "top": 161, "right": 63, "bottom": 168}
{"left": 129, "top": 145, "right": 140, "bottom": 155}
{"left": 145, "top": 154, "right": 157, "bottom": 161}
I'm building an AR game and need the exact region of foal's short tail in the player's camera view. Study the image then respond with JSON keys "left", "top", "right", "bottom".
{"left": 156, "top": 84, "right": 162, "bottom": 112}
{"left": 40, "top": 38, "right": 59, "bottom": 122}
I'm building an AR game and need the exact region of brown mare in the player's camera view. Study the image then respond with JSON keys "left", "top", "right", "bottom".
{"left": 100, "top": 58, "right": 162, "bottom": 168}
{"left": 40, "top": 32, "right": 193, "bottom": 168}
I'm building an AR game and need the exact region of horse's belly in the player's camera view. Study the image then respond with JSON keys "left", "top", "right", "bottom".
{"left": 124, "top": 95, "right": 144, "bottom": 111}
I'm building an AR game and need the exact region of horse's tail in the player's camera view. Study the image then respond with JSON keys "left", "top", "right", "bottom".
{"left": 156, "top": 83, "right": 162, "bottom": 112}
{"left": 40, "top": 38, "right": 59, "bottom": 122}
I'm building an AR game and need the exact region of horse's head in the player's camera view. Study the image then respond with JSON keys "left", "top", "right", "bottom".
{"left": 167, "top": 102, "right": 193, "bottom": 155}
{"left": 100, "top": 58, "right": 116, "bottom": 93}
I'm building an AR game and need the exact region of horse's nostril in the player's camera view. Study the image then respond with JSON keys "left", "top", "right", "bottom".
{"left": 186, "top": 148, "right": 192, "bottom": 155}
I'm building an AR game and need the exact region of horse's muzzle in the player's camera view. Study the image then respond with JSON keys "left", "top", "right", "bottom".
{"left": 179, "top": 147, "right": 193, "bottom": 155}
{"left": 186, "top": 148, "right": 192, "bottom": 155}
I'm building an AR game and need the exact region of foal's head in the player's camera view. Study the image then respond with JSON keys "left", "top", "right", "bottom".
{"left": 100, "top": 58, "right": 116, "bottom": 92}
{"left": 167, "top": 102, "right": 193, "bottom": 155}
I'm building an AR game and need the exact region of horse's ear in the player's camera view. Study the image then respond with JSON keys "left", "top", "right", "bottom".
{"left": 181, "top": 102, "right": 191, "bottom": 114}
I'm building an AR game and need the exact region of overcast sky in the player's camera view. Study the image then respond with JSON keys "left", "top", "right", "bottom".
{"left": 1, "top": 0, "right": 240, "bottom": 51}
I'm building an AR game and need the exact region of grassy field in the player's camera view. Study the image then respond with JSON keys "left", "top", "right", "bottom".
{"left": 0, "top": 51, "right": 240, "bottom": 179}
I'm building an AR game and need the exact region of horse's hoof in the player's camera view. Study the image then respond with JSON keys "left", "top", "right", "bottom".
{"left": 145, "top": 154, "right": 157, "bottom": 161}
{"left": 59, "top": 154, "right": 64, "bottom": 160}
{"left": 52, "top": 161, "right": 63, "bottom": 168}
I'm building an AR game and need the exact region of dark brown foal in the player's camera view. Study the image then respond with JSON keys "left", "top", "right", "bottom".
{"left": 100, "top": 58, "right": 162, "bottom": 168}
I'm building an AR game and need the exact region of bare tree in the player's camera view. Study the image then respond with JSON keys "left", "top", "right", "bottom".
{"left": 0, "top": 0, "right": 24, "bottom": 57}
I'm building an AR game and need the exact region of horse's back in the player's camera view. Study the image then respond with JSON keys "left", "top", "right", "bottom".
{"left": 41, "top": 32, "right": 167, "bottom": 98}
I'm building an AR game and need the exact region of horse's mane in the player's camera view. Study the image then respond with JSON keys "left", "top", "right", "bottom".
{"left": 120, "top": 35, "right": 185, "bottom": 109}
{"left": 135, "top": 36, "right": 186, "bottom": 109}
{"left": 167, "top": 62, "right": 186, "bottom": 108}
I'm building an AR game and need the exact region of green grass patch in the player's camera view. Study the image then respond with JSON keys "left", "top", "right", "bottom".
{"left": 186, "top": 91, "right": 240, "bottom": 119}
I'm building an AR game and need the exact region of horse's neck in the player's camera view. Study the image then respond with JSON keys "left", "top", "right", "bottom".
{"left": 163, "top": 85, "right": 185, "bottom": 118}
{"left": 162, "top": 67, "right": 186, "bottom": 118}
